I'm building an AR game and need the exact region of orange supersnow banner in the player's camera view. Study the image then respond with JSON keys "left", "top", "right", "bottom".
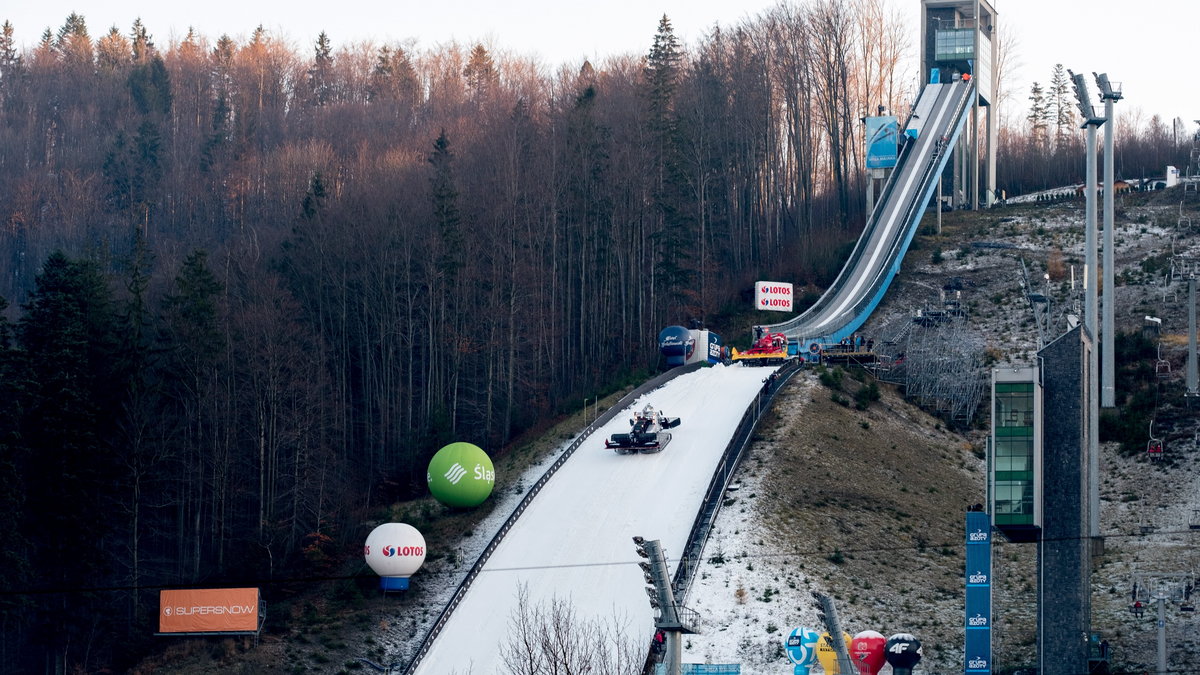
{"left": 158, "top": 588, "right": 260, "bottom": 634}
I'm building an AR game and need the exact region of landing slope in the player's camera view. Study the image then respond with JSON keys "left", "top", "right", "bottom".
{"left": 413, "top": 363, "right": 776, "bottom": 674}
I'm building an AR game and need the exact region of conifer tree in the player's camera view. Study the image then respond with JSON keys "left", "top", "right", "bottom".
{"left": 429, "top": 130, "right": 463, "bottom": 280}
{"left": 1027, "top": 81, "right": 1049, "bottom": 142}
{"left": 17, "top": 252, "right": 123, "bottom": 669}
{"left": 0, "top": 21, "right": 23, "bottom": 108}
{"left": 130, "top": 18, "right": 153, "bottom": 63}
{"left": 1049, "top": 63, "right": 1074, "bottom": 143}
{"left": 55, "top": 12, "right": 93, "bottom": 68}
{"left": 307, "top": 31, "right": 335, "bottom": 106}
{"left": 464, "top": 43, "right": 496, "bottom": 104}
{"left": 643, "top": 15, "right": 694, "bottom": 302}
{"left": 96, "top": 26, "right": 131, "bottom": 71}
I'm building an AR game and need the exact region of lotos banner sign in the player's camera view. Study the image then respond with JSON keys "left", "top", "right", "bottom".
{"left": 159, "top": 588, "right": 260, "bottom": 634}
{"left": 755, "top": 281, "right": 793, "bottom": 312}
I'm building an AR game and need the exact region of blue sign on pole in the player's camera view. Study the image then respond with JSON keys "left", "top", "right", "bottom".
{"left": 865, "top": 116, "right": 899, "bottom": 169}
{"left": 965, "top": 511, "right": 991, "bottom": 674}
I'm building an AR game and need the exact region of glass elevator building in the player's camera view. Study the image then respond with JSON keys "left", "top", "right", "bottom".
{"left": 989, "top": 367, "right": 1042, "bottom": 541}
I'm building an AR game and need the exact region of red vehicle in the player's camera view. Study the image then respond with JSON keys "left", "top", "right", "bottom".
{"left": 731, "top": 331, "right": 791, "bottom": 366}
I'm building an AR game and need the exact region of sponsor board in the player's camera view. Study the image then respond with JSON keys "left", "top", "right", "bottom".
{"left": 964, "top": 511, "right": 991, "bottom": 673}
{"left": 754, "top": 282, "right": 793, "bottom": 312}
{"left": 159, "top": 588, "right": 259, "bottom": 634}
{"left": 865, "top": 116, "right": 899, "bottom": 169}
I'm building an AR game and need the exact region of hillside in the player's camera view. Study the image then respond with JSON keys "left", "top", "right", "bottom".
{"left": 137, "top": 189, "right": 1200, "bottom": 674}
{"left": 680, "top": 187, "right": 1200, "bottom": 673}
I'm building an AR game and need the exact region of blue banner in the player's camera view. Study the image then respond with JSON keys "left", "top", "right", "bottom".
{"left": 965, "top": 511, "right": 991, "bottom": 674}
{"left": 865, "top": 116, "right": 899, "bottom": 169}
{"left": 965, "top": 631, "right": 991, "bottom": 674}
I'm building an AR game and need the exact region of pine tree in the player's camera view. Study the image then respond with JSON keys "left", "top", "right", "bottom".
{"left": 0, "top": 21, "right": 18, "bottom": 69}
{"left": 464, "top": 43, "right": 496, "bottom": 104}
{"left": 0, "top": 21, "right": 23, "bottom": 108}
{"left": 1049, "top": 64, "right": 1074, "bottom": 143}
{"left": 1027, "top": 81, "right": 1049, "bottom": 142}
{"left": 308, "top": 31, "right": 335, "bottom": 106}
{"left": 0, "top": 293, "right": 33, "bottom": 657}
{"left": 55, "top": 12, "right": 92, "bottom": 67}
{"left": 301, "top": 172, "right": 328, "bottom": 221}
{"left": 367, "top": 45, "right": 394, "bottom": 102}
{"left": 128, "top": 54, "right": 172, "bottom": 116}
{"left": 130, "top": 18, "right": 153, "bottom": 63}
{"left": 643, "top": 15, "right": 693, "bottom": 297}
{"left": 429, "top": 130, "right": 463, "bottom": 279}
{"left": 103, "top": 120, "right": 164, "bottom": 225}
{"left": 96, "top": 26, "right": 131, "bottom": 71}
{"left": 645, "top": 15, "right": 682, "bottom": 130}
{"left": 18, "top": 252, "right": 123, "bottom": 667}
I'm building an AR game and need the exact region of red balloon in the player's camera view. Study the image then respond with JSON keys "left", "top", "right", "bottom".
{"left": 850, "top": 630, "right": 887, "bottom": 675}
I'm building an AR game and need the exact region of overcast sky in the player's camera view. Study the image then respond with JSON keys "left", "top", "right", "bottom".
{"left": 4, "top": 1, "right": 1198, "bottom": 131}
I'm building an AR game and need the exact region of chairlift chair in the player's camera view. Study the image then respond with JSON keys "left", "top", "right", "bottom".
{"left": 1156, "top": 343, "right": 1171, "bottom": 377}
{"left": 1138, "top": 520, "right": 1157, "bottom": 535}
{"left": 1191, "top": 509, "right": 1200, "bottom": 531}
{"left": 1147, "top": 420, "right": 1164, "bottom": 460}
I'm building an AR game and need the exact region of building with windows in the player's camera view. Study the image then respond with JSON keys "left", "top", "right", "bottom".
{"left": 990, "top": 367, "right": 1041, "bottom": 541}
{"left": 989, "top": 325, "right": 1092, "bottom": 675}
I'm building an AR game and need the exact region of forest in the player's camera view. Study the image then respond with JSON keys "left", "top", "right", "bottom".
{"left": 0, "top": 1, "right": 1194, "bottom": 672}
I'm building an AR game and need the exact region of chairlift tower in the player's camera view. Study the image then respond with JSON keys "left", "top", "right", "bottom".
{"left": 1131, "top": 571, "right": 1196, "bottom": 674}
{"left": 920, "top": 0, "right": 998, "bottom": 208}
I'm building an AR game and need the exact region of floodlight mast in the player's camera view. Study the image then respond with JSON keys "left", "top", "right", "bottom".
{"left": 1094, "top": 72, "right": 1122, "bottom": 410}
{"left": 1068, "top": 68, "right": 1106, "bottom": 543}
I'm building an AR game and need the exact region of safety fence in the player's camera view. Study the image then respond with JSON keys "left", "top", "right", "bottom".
{"left": 671, "top": 360, "right": 803, "bottom": 602}
{"left": 401, "top": 362, "right": 704, "bottom": 674}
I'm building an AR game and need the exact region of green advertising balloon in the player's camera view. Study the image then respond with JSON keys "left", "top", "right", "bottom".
{"left": 427, "top": 442, "right": 495, "bottom": 507}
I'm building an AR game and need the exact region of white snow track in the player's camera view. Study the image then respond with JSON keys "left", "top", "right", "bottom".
{"left": 412, "top": 363, "right": 775, "bottom": 674}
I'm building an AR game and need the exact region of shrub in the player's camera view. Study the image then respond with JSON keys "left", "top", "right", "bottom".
{"left": 854, "top": 381, "right": 880, "bottom": 410}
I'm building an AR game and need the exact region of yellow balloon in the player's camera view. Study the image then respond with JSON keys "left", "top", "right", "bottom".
{"left": 816, "top": 632, "right": 853, "bottom": 674}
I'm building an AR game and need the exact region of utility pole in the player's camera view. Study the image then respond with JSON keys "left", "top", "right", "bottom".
{"left": 1188, "top": 275, "right": 1198, "bottom": 397}
{"left": 1155, "top": 593, "right": 1167, "bottom": 675}
{"left": 1095, "top": 73, "right": 1121, "bottom": 409}
{"left": 1069, "top": 69, "right": 1106, "bottom": 544}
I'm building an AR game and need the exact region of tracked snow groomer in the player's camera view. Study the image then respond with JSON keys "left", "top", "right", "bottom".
{"left": 605, "top": 405, "right": 681, "bottom": 454}
{"left": 731, "top": 331, "right": 792, "bottom": 366}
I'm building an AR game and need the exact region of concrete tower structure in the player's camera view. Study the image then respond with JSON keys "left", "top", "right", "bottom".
{"left": 919, "top": 0, "right": 998, "bottom": 208}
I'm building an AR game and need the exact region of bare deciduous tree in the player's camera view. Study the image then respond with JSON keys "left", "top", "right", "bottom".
{"left": 500, "top": 584, "right": 645, "bottom": 675}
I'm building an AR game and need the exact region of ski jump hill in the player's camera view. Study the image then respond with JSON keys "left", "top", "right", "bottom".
{"left": 408, "top": 364, "right": 779, "bottom": 674}
{"left": 763, "top": 79, "right": 974, "bottom": 350}
{"left": 404, "top": 80, "right": 975, "bottom": 674}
